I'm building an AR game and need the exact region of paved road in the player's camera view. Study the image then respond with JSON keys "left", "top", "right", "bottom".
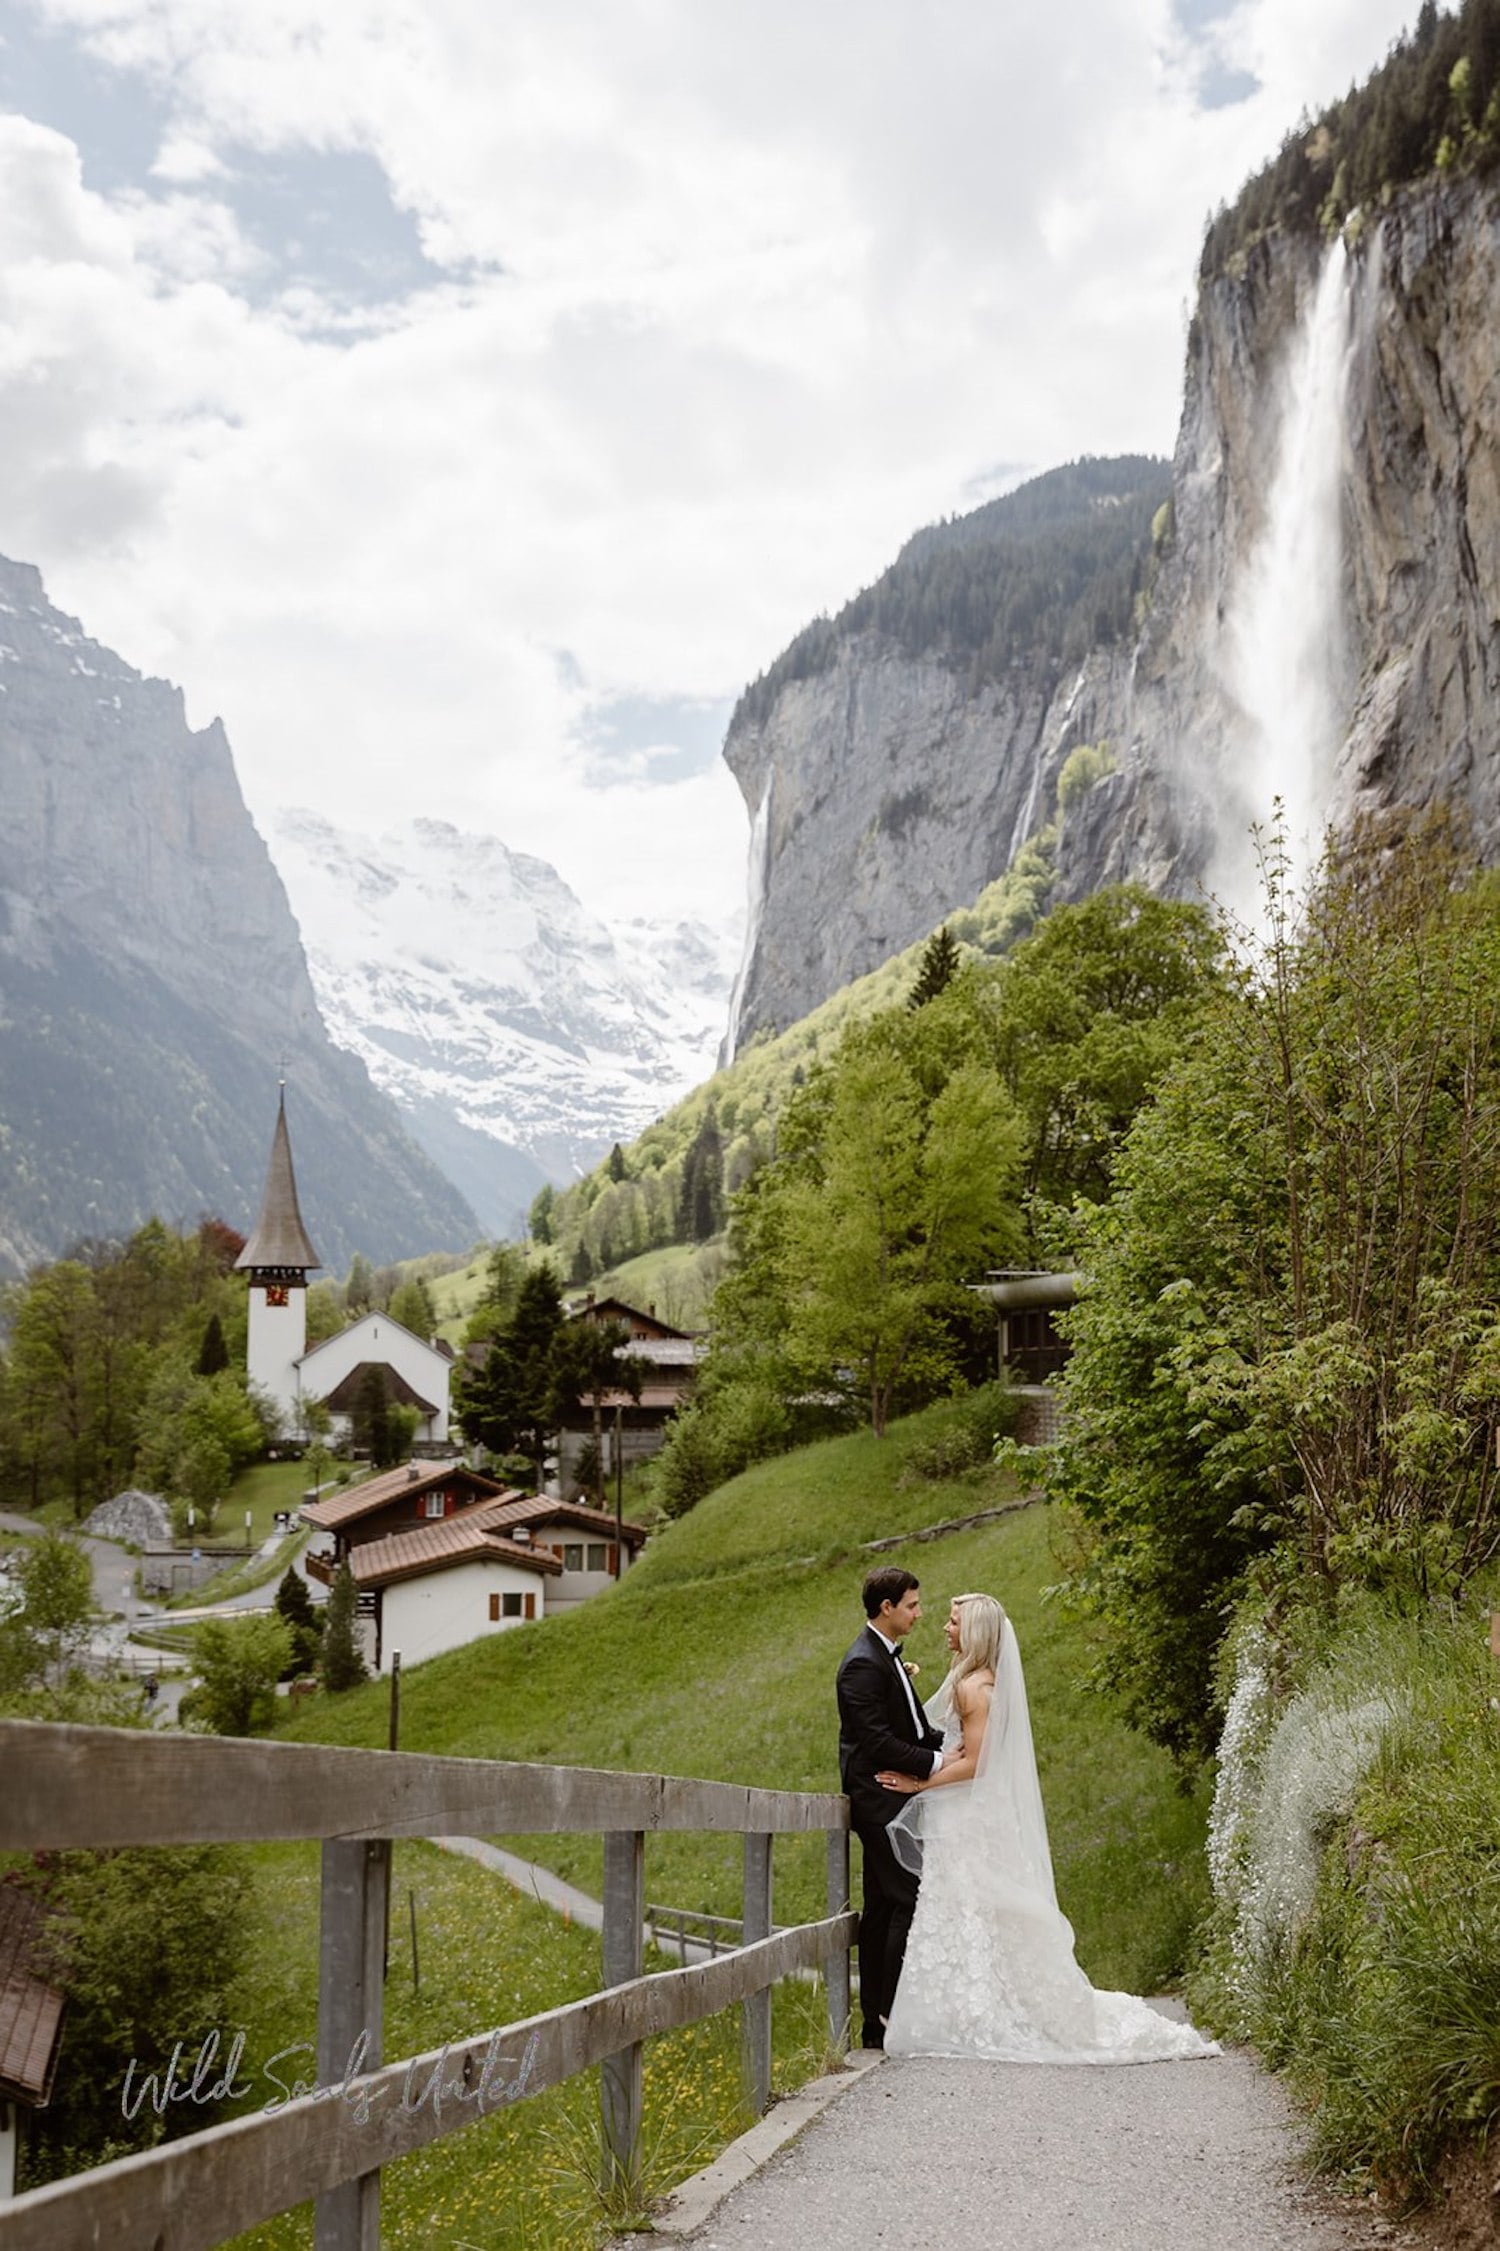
{"left": 663, "top": 2043, "right": 1411, "bottom": 2251}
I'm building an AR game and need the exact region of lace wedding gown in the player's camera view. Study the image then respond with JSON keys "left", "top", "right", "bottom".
{"left": 884, "top": 1633, "right": 1218, "bottom": 2066}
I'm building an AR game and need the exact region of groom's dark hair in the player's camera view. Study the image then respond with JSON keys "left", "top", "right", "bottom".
{"left": 863, "top": 1566, "right": 919, "bottom": 1617}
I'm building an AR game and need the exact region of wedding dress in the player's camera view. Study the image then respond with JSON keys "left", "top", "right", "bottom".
{"left": 883, "top": 1621, "right": 1218, "bottom": 2065}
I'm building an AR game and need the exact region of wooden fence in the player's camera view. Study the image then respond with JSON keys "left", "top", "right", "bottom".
{"left": 0, "top": 1720, "right": 854, "bottom": 2251}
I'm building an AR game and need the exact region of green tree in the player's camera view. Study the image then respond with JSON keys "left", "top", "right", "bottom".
{"left": 186, "top": 1612, "right": 292, "bottom": 1734}
{"left": 16, "top": 1844, "right": 251, "bottom": 2181}
{"left": 386, "top": 1277, "right": 437, "bottom": 1336}
{"left": 1052, "top": 822, "right": 1500, "bottom": 1760}
{"left": 194, "top": 1312, "right": 230, "bottom": 1377}
{"left": 456, "top": 1262, "right": 566, "bottom": 1487}
{"left": 321, "top": 1558, "right": 368, "bottom": 1690}
{"left": 352, "top": 1364, "right": 405, "bottom": 1468}
{"left": 777, "top": 1028, "right": 1025, "bottom": 1434}
{"left": 678, "top": 1106, "right": 725, "bottom": 1243}
{"left": 908, "top": 924, "right": 962, "bottom": 1009}
{"left": 528, "top": 1184, "right": 556, "bottom": 1245}
{"left": 345, "top": 1253, "right": 375, "bottom": 1312}
{"left": 16, "top": 1528, "right": 94, "bottom": 1681}
{"left": 273, "top": 1564, "right": 323, "bottom": 1676}
{"left": 551, "top": 1315, "right": 643, "bottom": 1505}
{"left": 607, "top": 1142, "right": 628, "bottom": 1182}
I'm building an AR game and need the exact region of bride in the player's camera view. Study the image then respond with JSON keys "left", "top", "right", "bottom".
{"left": 876, "top": 1592, "right": 1218, "bottom": 2064}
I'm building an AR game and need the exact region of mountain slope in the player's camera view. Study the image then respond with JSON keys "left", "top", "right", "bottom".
{"left": 0, "top": 557, "right": 478, "bottom": 1273}
{"left": 270, "top": 811, "right": 736, "bottom": 1236}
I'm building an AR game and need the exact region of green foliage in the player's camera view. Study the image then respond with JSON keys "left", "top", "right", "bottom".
{"left": 185, "top": 1611, "right": 293, "bottom": 1734}
{"left": 528, "top": 1182, "right": 556, "bottom": 1244}
{"left": 135, "top": 1364, "right": 266, "bottom": 1531}
{"left": 194, "top": 1312, "right": 229, "bottom": 1377}
{"left": 678, "top": 1106, "right": 725, "bottom": 1243}
{"left": 15, "top": 1527, "right": 94, "bottom": 1674}
{"left": 15, "top": 1844, "right": 251, "bottom": 2181}
{"left": 733, "top": 457, "right": 1171, "bottom": 729}
{"left": 352, "top": 1363, "right": 403, "bottom": 1469}
{"left": 321, "top": 1557, "right": 368, "bottom": 1691}
{"left": 1054, "top": 740, "right": 1117, "bottom": 816}
{"left": 273, "top": 1563, "right": 323, "bottom": 1676}
{"left": 553, "top": 1315, "right": 643, "bottom": 1505}
{"left": 1052, "top": 821, "right": 1500, "bottom": 1761}
{"left": 898, "top": 1380, "right": 1020, "bottom": 1483}
{"left": 386, "top": 1275, "right": 438, "bottom": 1336}
{"left": 1200, "top": 0, "right": 1500, "bottom": 279}
{"left": 456, "top": 1261, "right": 566, "bottom": 1484}
{"left": 907, "top": 924, "right": 961, "bottom": 1009}
{"left": 1195, "top": 1595, "right": 1500, "bottom": 2203}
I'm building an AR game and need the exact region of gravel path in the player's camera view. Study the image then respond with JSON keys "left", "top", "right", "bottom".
{"left": 667, "top": 2042, "right": 1413, "bottom": 2251}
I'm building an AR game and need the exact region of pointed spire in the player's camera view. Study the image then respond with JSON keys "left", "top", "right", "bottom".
{"left": 236, "top": 1087, "right": 321, "bottom": 1273}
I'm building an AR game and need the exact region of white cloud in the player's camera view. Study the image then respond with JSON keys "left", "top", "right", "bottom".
{"left": 0, "top": 0, "right": 1422, "bottom": 935}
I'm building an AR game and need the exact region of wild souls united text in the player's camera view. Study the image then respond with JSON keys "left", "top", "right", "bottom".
{"left": 120, "top": 2026, "right": 543, "bottom": 2126}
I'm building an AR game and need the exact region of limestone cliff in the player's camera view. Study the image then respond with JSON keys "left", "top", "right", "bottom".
{"left": 0, "top": 557, "right": 478, "bottom": 1272}
{"left": 725, "top": 172, "right": 1500, "bottom": 1042}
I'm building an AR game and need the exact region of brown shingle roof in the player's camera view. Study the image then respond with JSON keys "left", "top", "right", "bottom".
{"left": 0, "top": 1887, "right": 66, "bottom": 2108}
{"left": 479, "top": 1495, "right": 649, "bottom": 1546}
{"left": 235, "top": 1091, "right": 320, "bottom": 1272}
{"left": 301, "top": 1460, "right": 504, "bottom": 1531}
{"left": 348, "top": 1503, "right": 564, "bottom": 1590}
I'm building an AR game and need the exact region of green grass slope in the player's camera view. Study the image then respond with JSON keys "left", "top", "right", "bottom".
{"left": 284, "top": 1396, "right": 1210, "bottom": 1994}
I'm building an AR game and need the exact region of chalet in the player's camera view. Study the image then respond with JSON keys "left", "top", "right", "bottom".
{"left": 300, "top": 1458, "right": 507, "bottom": 1581}
{"left": 463, "top": 1493, "right": 650, "bottom": 1609}
{"left": 557, "top": 1296, "right": 703, "bottom": 1500}
{"left": 0, "top": 1888, "right": 66, "bottom": 2199}
{"left": 970, "top": 1269, "right": 1082, "bottom": 1443}
{"left": 341, "top": 1494, "right": 562, "bottom": 1673}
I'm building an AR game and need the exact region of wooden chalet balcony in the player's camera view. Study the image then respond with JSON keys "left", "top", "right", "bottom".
{"left": 304, "top": 1547, "right": 336, "bottom": 1585}
{"left": 0, "top": 1722, "right": 854, "bottom": 2251}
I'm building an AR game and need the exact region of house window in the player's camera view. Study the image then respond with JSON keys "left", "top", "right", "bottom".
{"left": 585, "top": 1543, "right": 609, "bottom": 1572}
{"left": 423, "top": 1493, "right": 445, "bottom": 1519}
{"left": 502, "top": 1591, "right": 524, "bottom": 1617}
{"left": 562, "top": 1543, "right": 584, "bottom": 1571}
{"left": 488, "top": 1591, "right": 526, "bottom": 1621}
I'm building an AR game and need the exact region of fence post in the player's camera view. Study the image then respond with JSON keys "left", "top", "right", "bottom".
{"left": 742, "top": 1832, "right": 773, "bottom": 2116}
{"left": 314, "top": 1837, "right": 389, "bottom": 2251}
{"left": 825, "top": 1826, "right": 851, "bottom": 2055}
{"left": 601, "top": 1829, "right": 645, "bottom": 2198}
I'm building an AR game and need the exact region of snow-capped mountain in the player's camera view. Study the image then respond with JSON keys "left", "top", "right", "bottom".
{"left": 270, "top": 811, "right": 738, "bottom": 1236}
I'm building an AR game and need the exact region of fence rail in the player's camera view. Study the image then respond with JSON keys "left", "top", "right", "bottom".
{"left": 0, "top": 1720, "right": 853, "bottom": 2251}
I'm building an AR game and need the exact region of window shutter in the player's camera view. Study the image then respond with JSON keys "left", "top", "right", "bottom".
{"left": 607, "top": 1543, "right": 618, "bottom": 1575}
{"left": 523, "top": 1592, "right": 536, "bottom": 1620}
{"left": 488, "top": 1592, "right": 500, "bottom": 1622}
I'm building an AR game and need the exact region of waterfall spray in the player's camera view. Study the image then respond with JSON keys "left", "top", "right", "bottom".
{"left": 1216, "top": 239, "right": 1366, "bottom": 923}
{"left": 723, "top": 774, "right": 772, "bottom": 1063}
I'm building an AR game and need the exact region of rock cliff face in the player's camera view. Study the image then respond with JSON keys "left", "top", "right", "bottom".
{"left": 0, "top": 557, "right": 478, "bottom": 1273}
{"left": 725, "top": 173, "right": 1500, "bottom": 1042}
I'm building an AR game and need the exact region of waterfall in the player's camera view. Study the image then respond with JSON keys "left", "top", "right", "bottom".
{"left": 1215, "top": 238, "right": 1367, "bottom": 923}
{"left": 722, "top": 773, "right": 772, "bottom": 1064}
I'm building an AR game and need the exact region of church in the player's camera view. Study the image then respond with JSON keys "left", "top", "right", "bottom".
{"left": 238, "top": 1090, "right": 455, "bottom": 1448}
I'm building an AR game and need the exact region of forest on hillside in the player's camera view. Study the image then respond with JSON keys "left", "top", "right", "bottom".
{"left": 731, "top": 457, "right": 1171, "bottom": 732}
{"left": 1200, "top": 0, "right": 1500, "bottom": 277}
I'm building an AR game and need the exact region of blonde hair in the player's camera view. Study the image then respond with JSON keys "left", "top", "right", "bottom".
{"left": 945, "top": 1592, "right": 1005, "bottom": 1693}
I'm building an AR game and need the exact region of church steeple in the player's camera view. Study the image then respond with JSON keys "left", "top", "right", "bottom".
{"left": 237, "top": 1086, "right": 320, "bottom": 1278}
{"left": 238, "top": 1087, "right": 319, "bottom": 1432}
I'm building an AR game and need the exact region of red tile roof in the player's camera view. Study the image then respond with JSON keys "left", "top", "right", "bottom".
{"left": 479, "top": 1495, "right": 649, "bottom": 1546}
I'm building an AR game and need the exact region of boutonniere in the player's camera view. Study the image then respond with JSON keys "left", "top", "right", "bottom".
{"left": 902, "top": 1660, "right": 920, "bottom": 1679}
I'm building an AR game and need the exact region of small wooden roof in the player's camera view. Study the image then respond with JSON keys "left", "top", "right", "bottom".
{"left": 301, "top": 1459, "right": 505, "bottom": 1532}
{"left": 236, "top": 1089, "right": 320, "bottom": 1273}
{"left": 478, "top": 1494, "right": 649, "bottom": 1548}
{"left": 0, "top": 1886, "right": 66, "bottom": 2109}
{"left": 349, "top": 1499, "right": 564, "bottom": 1590}
{"left": 565, "top": 1295, "right": 694, "bottom": 1340}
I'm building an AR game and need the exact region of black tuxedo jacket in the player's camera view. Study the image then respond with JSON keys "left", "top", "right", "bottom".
{"left": 836, "top": 1624, "right": 943, "bottom": 1830}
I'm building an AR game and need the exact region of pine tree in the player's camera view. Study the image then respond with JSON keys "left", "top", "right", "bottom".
{"left": 908, "top": 925, "right": 962, "bottom": 1010}
{"left": 194, "top": 1311, "right": 230, "bottom": 1376}
{"left": 607, "top": 1143, "right": 628, "bottom": 1182}
{"left": 273, "top": 1563, "right": 322, "bottom": 1677}
{"left": 321, "top": 1560, "right": 367, "bottom": 1690}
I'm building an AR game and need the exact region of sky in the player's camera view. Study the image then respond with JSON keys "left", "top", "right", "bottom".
{"left": 0, "top": 0, "right": 1420, "bottom": 936}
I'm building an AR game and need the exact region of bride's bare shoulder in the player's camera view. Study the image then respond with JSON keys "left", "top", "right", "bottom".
{"left": 955, "top": 1669, "right": 996, "bottom": 1711}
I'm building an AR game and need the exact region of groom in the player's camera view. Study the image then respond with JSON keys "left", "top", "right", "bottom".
{"left": 836, "top": 1565, "right": 944, "bottom": 2049}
